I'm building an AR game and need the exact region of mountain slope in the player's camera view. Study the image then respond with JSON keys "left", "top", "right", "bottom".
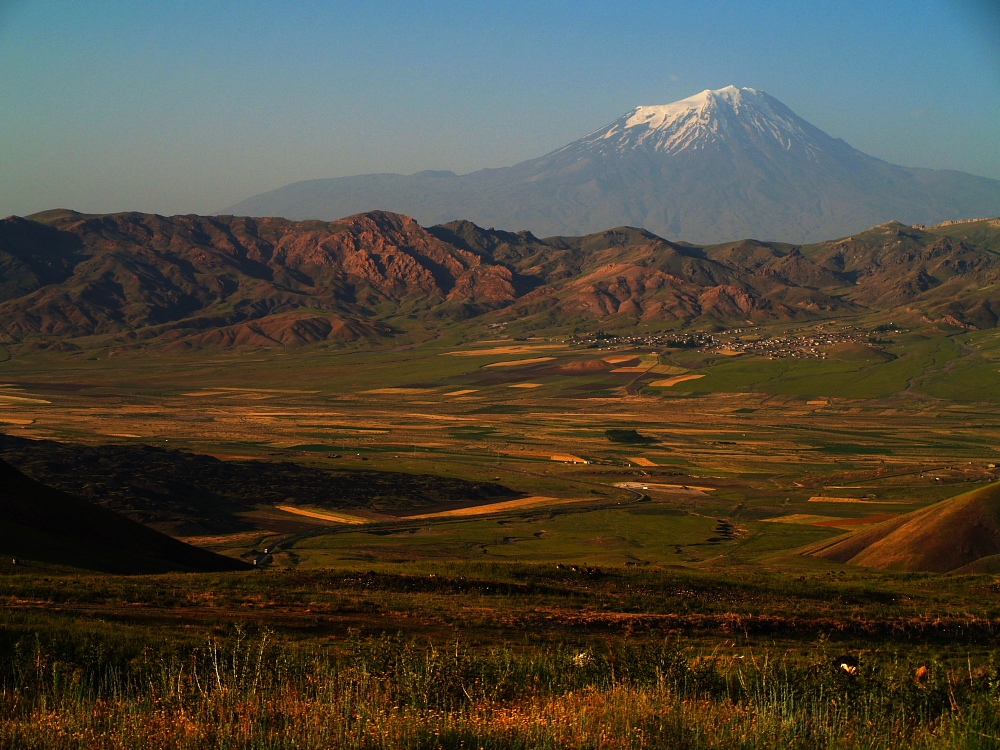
{"left": 226, "top": 86, "right": 1000, "bottom": 244}
{"left": 1, "top": 210, "right": 521, "bottom": 347}
{"left": 804, "top": 483, "right": 1000, "bottom": 573}
{"left": 0, "top": 458, "right": 248, "bottom": 573}
{"left": 804, "top": 221, "right": 1000, "bottom": 325}
{"left": 2, "top": 210, "right": 1000, "bottom": 349}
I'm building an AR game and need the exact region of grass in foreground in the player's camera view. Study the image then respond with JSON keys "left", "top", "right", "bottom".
{"left": 3, "top": 630, "right": 1000, "bottom": 749}
{"left": 2, "top": 563, "right": 1000, "bottom": 748}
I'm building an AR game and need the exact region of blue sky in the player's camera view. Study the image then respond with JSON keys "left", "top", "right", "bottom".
{"left": 1, "top": 0, "right": 998, "bottom": 216}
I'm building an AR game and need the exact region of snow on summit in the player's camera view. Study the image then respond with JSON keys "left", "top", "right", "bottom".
{"left": 621, "top": 86, "right": 753, "bottom": 131}
{"left": 581, "top": 85, "right": 823, "bottom": 157}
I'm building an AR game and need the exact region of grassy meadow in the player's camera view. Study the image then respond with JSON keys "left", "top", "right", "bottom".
{"left": 3, "top": 320, "right": 1000, "bottom": 747}
{"left": 3, "top": 563, "right": 1000, "bottom": 749}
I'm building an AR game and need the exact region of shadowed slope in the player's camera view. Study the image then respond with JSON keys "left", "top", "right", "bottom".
{"left": 805, "top": 483, "right": 1000, "bottom": 573}
{"left": 0, "top": 433, "right": 521, "bottom": 537}
{"left": 0, "top": 458, "right": 248, "bottom": 573}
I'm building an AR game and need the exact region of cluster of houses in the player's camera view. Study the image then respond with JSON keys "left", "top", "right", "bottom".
{"left": 570, "top": 324, "right": 900, "bottom": 360}
{"left": 570, "top": 331, "right": 718, "bottom": 349}
{"left": 714, "top": 325, "right": 898, "bottom": 359}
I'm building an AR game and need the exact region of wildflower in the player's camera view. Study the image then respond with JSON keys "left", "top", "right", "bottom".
{"left": 835, "top": 654, "right": 858, "bottom": 676}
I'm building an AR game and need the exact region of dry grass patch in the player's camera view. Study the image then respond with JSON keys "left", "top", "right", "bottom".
{"left": 614, "top": 482, "right": 716, "bottom": 492}
{"left": 556, "top": 360, "right": 618, "bottom": 374}
{"left": 363, "top": 388, "right": 439, "bottom": 394}
{"left": 275, "top": 506, "right": 369, "bottom": 524}
{"left": 443, "top": 390, "right": 478, "bottom": 396}
{"left": 484, "top": 357, "right": 556, "bottom": 368}
{"left": 178, "top": 531, "right": 268, "bottom": 546}
{"left": 604, "top": 354, "right": 668, "bottom": 375}
{"left": 814, "top": 514, "right": 900, "bottom": 527}
{"left": 444, "top": 345, "right": 565, "bottom": 356}
{"left": 0, "top": 394, "right": 51, "bottom": 404}
{"left": 650, "top": 364, "right": 688, "bottom": 374}
{"left": 806, "top": 483, "right": 1000, "bottom": 572}
{"left": 550, "top": 454, "right": 588, "bottom": 463}
{"left": 602, "top": 354, "right": 641, "bottom": 364}
{"left": 761, "top": 514, "right": 842, "bottom": 525}
{"left": 649, "top": 374, "right": 705, "bottom": 387}
{"left": 629, "top": 457, "right": 657, "bottom": 467}
{"left": 808, "top": 497, "right": 901, "bottom": 504}
{"left": 408, "top": 495, "right": 587, "bottom": 519}
{"left": 508, "top": 383, "right": 543, "bottom": 388}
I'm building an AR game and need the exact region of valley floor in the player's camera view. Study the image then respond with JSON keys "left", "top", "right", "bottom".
{"left": 3, "top": 325, "right": 1000, "bottom": 747}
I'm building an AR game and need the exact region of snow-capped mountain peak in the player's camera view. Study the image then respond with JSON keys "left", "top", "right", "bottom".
{"left": 622, "top": 85, "right": 747, "bottom": 131}
{"left": 577, "top": 85, "right": 824, "bottom": 157}
{"left": 228, "top": 84, "right": 1000, "bottom": 245}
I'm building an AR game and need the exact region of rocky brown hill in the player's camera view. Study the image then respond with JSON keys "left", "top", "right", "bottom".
{"left": 0, "top": 210, "right": 999, "bottom": 350}
{"left": 0, "top": 209, "right": 523, "bottom": 348}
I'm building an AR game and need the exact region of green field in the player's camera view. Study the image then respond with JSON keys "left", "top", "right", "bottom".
{"left": 3, "top": 322, "right": 1000, "bottom": 748}
{"left": 294, "top": 506, "right": 724, "bottom": 567}
{"left": 671, "top": 335, "right": 964, "bottom": 398}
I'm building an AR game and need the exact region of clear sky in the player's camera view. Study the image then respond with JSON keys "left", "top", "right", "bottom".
{"left": 1, "top": 0, "right": 998, "bottom": 217}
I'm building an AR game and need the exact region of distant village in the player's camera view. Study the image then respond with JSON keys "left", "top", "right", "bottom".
{"left": 570, "top": 324, "right": 902, "bottom": 359}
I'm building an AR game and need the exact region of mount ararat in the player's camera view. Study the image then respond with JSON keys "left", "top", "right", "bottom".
{"left": 227, "top": 86, "right": 1000, "bottom": 244}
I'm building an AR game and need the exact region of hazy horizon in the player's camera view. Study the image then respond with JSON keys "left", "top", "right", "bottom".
{"left": 2, "top": 0, "right": 999, "bottom": 218}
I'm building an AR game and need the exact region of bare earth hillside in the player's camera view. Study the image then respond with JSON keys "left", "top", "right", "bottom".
{"left": 805, "top": 482, "right": 1000, "bottom": 573}
{"left": 0, "top": 210, "right": 999, "bottom": 350}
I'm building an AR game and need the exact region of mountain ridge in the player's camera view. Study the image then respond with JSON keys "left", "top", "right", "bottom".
{"left": 1, "top": 209, "right": 999, "bottom": 350}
